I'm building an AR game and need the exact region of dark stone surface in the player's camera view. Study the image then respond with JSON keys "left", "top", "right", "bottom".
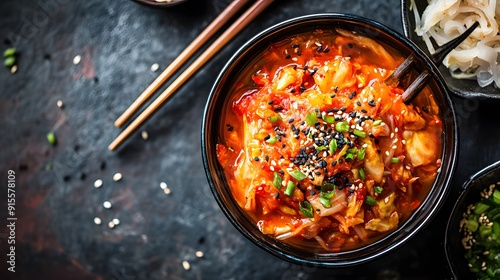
{"left": 0, "top": 0, "right": 499, "bottom": 279}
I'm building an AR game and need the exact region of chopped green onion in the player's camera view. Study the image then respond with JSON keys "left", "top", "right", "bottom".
{"left": 47, "top": 132, "right": 57, "bottom": 145}
{"left": 373, "top": 119, "right": 383, "bottom": 126}
{"left": 353, "top": 129, "right": 366, "bottom": 138}
{"left": 345, "top": 153, "right": 354, "bottom": 161}
{"left": 347, "top": 148, "right": 358, "bottom": 154}
{"left": 374, "top": 186, "right": 383, "bottom": 194}
{"left": 316, "top": 145, "right": 326, "bottom": 151}
{"left": 319, "top": 196, "right": 332, "bottom": 208}
{"left": 4, "top": 56, "right": 15, "bottom": 67}
{"left": 323, "top": 115, "right": 335, "bottom": 124}
{"left": 479, "top": 225, "right": 492, "bottom": 238}
{"left": 493, "top": 222, "right": 500, "bottom": 235}
{"left": 335, "top": 121, "right": 349, "bottom": 132}
{"left": 391, "top": 157, "right": 400, "bottom": 163}
{"left": 272, "top": 172, "right": 282, "bottom": 189}
{"left": 357, "top": 147, "right": 366, "bottom": 160}
{"left": 266, "top": 136, "right": 277, "bottom": 144}
{"left": 365, "top": 196, "right": 376, "bottom": 206}
{"left": 298, "top": 201, "right": 314, "bottom": 218}
{"left": 269, "top": 115, "right": 281, "bottom": 124}
{"left": 329, "top": 139, "right": 337, "bottom": 155}
{"left": 359, "top": 168, "right": 366, "bottom": 180}
{"left": 474, "top": 202, "right": 490, "bottom": 215}
{"left": 284, "top": 181, "right": 296, "bottom": 196}
{"left": 4, "top": 48, "right": 16, "bottom": 57}
{"left": 466, "top": 220, "right": 479, "bottom": 232}
{"left": 493, "top": 189, "right": 500, "bottom": 205}
{"left": 289, "top": 170, "right": 307, "bottom": 181}
{"left": 305, "top": 111, "right": 317, "bottom": 125}
{"left": 321, "top": 182, "right": 335, "bottom": 193}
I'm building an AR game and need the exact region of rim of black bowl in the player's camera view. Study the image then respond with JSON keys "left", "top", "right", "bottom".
{"left": 202, "top": 13, "right": 459, "bottom": 267}
{"left": 132, "top": 0, "right": 189, "bottom": 8}
{"left": 400, "top": 0, "right": 500, "bottom": 99}
{"left": 445, "top": 160, "right": 500, "bottom": 279}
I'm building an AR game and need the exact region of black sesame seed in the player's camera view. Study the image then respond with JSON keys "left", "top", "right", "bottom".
{"left": 340, "top": 106, "right": 347, "bottom": 112}
{"left": 275, "top": 192, "right": 280, "bottom": 199}
{"left": 375, "top": 139, "right": 380, "bottom": 144}
{"left": 285, "top": 54, "right": 291, "bottom": 59}
{"left": 323, "top": 46, "right": 330, "bottom": 53}
{"left": 300, "top": 86, "right": 306, "bottom": 92}
{"left": 265, "top": 155, "right": 269, "bottom": 162}
{"left": 292, "top": 44, "right": 299, "bottom": 48}
{"left": 315, "top": 171, "right": 322, "bottom": 175}
{"left": 361, "top": 109, "right": 368, "bottom": 113}
{"left": 268, "top": 100, "right": 274, "bottom": 105}
{"left": 254, "top": 157, "right": 260, "bottom": 161}
{"left": 282, "top": 144, "right": 286, "bottom": 148}
{"left": 368, "top": 100, "right": 376, "bottom": 107}
{"left": 303, "top": 66, "right": 308, "bottom": 71}
{"left": 348, "top": 43, "right": 353, "bottom": 48}
{"left": 288, "top": 118, "right": 294, "bottom": 123}
{"left": 290, "top": 88, "right": 296, "bottom": 93}
{"left": 264, "top": 134, "right": 270, "bottom": 141}
{"left": 333, "top": 107, "right": 339, "bottom": 112}
{"left": 317, "top": 46, "right": 322, "bottom": 52}
{"left": 227, "top": 126, "right": 234, "bottom": 131}
{"left": 338, "top": 158, "right": 343, "bottom": 164}
{"left": 356, "top": 101, "right": 362, "bottom": 106}
{"left": 422, "top": 106, "right": 429, "bottom": 113}
{"left": 331, "top": 161, "right": 337, "bottom": 166}
{"left": 334, "top": 86, "right": 338, "bottom": 93}
{"left": 278, "top": 170, "right": 285, "bottom": 175}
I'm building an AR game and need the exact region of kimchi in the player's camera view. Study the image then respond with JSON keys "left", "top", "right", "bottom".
{"left": 216, "top": 29, "right": 442, "bottom": 251}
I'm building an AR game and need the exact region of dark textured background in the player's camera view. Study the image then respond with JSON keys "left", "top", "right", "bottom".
{"left": 0, "top": 0, "right": 499, "bottom": 279}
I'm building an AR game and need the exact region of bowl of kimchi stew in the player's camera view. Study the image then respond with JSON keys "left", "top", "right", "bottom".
{"left": 202, "top": 14, "right": 458, "bottom": 267}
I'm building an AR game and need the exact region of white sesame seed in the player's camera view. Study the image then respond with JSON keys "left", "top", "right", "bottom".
{"left": 164, "top": 188, "right": 171, "bottom": 195}
{"left": 195, "top": 251, "right": 204, "bottom": 258}
{"left": 150, "top": 63, "right": 159, "bottom": 72}
{"left": 73, "top": 55, "right": 81, "bottom": 65}
{"left": 94, "top": 179, "right": 103, "bottom": 188}
{"left": 270, "top": 166, "right": 275, "bottom": 171}
{"left": 160, "top": 182, "right": 167, "bottom": 189}
{"left": 392, "top": 145, "right": 397, "bottom": 150}
{"left": 292, "top": 57, "right": 298, "bottom": 61}
{"left": 112, "top": 218, "right": 120, "bottom": 225}
{"left": 113, "top": 172, "right": 122, "bottom": 182}
{"left": 395, "top": 127, "right": 399, "bottom": 133}
{"left": 57, "top": 100, "right": 64, "bottom": 108}
{"left": 182, "top": 260, "right": 190, "bottom": 270}
{"left": 384, "top": 197, "right": 389, "bottom": 203}
{"left": 108, "top": 221, "right": 115, "bottom": 228}
{"left": 390, "top": 133, "right": 394, "bottom": 138}
{"left": 103, "top": 201, "right": 112, "bottom": 209}
{"left": 10, "top": 65, "right": 17, "bottom": 74}
{"left": 402, "top": 140, "right": 406, "bottom": 145}
{"left": 282, "top": 180, "right": 286, "bottom": 187}
{"left": 385, "top": 151, "right": 390, "bottom": 156}
{"left": 94, "top": 217, "right": 102, "bottom": 225}
{"left": 141, "top": 130, "right": 149, "bottom": 140}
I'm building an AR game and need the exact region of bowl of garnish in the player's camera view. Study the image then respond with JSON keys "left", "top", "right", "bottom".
{"left": 202, "top": 14, "right": 458, "bottom": 267}
{"left": 401, "top": 0, "right": 500, "bottom": 99}
{"left": 446, "top": 160, "right": 500, "bottom": 279}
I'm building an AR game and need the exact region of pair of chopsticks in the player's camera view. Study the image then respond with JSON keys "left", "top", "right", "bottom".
{"left": 385, "top": 22, "right": 479, "bottom": 103}
{"left": 108, "top": 0, "right": 274, "bottom": 151}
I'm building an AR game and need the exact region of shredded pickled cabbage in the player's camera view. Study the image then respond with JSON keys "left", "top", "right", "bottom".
{"left": 411, "top": 0, "right": 500, "bottom": 88}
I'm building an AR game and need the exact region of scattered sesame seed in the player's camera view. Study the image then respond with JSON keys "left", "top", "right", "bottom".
{"left": 56, "top": 100, "right": 64, "bottom": 108}
{"left": 108, "top": 221, "right": 115, "bottom": 228}
{"left": 73, "top": 55, "right": 81, "bottom": 65}
{"left": 164, "top": 187, "right": 171, "bottom": 195}
{"left": 10, "top": 65, "right": 17, "bottom": 74}
{"left": 160, "top": 182, "right": 167, "bottom": 189}
{"left": 94, "top": 179, "right": 103, "bottom": 188}
{"left": 151, "top": 63, "right": 159, "bottom": 72}
{"left": 195, "top": 251, "right": 204, "bottom": 258}
{"left": 103, "top": 201, "right": 112, "bottom": 209}
{"left": 141, "top": 130, "right": 149, "bottom": 140}
{"left": 94, "top": 217, "right": 102, "bottom": 225}
{"left": 182, "top": 260, "right": 190, "bottom": 271}
{"left": 112, "top": 218, "right": 120, "bottom": 225}
{"left": 113, "top": 172, "right": 122, "bottom": 182}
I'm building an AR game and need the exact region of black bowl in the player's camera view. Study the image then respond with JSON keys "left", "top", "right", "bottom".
{"left": 401, "top": 0, "right": 500, "bottom": 99}
{"left": 445, "top": 160, "right": 500, "bottom": 279}
{"left": 132, "top": 0, "right": 189, "bottom": 8}
{"left": 202, "top": 13, "right": 458, "bottom": 267}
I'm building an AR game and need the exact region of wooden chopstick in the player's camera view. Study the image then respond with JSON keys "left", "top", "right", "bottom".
{"left": 108, "top": 0, "right": 274, "bottom": 151}
{"left": 114, "top": 0, "right": 250, "bottom": 128}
